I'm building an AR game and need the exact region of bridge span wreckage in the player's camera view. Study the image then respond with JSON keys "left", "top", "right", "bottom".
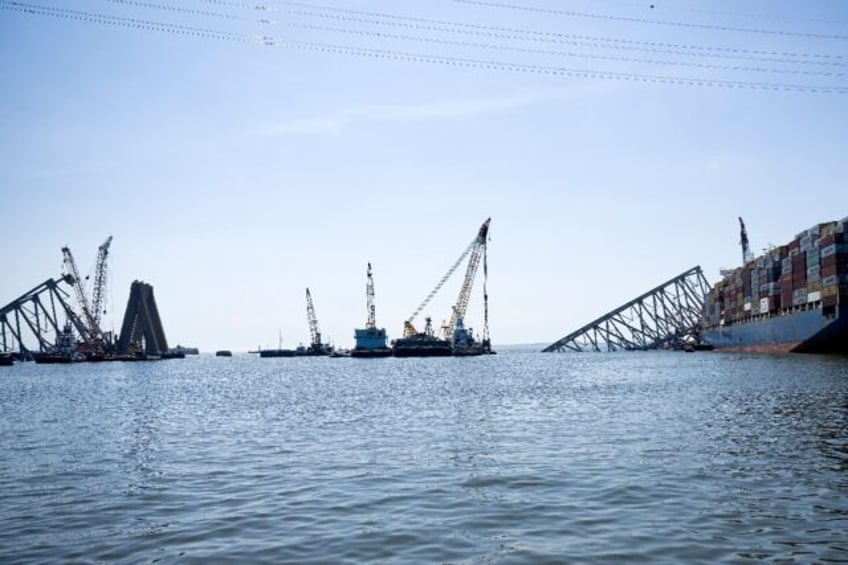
{"left": 542, "top": 266, "right": 712, "bottom": 352}
{"left": 1, "top": 278, "right": 174, "bottom": 361}
{"left": 1, "top": 238, "right": 175, "bottom": 361}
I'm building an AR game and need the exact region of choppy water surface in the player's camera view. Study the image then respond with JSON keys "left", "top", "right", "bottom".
{"left": 2, "top": 350, "right": 847, "bottom": 563}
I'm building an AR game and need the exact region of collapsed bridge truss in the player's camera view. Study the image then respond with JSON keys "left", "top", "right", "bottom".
{"left": 0, "top": 276, "right": 89, "bottom": 356}
{"left": 542, "top": 266, "right": 711, "bottom": 352}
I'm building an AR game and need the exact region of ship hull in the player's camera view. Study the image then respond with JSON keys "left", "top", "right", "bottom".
{"left": 392, "top": 347, "right": 453, "bottom": 358}
{"left": 350, "top": 348, "right": 392, "bottom": 358}
{"left": 259, "top": 349, "right": 296, "bottom": 358}
{"left": 702, "top": 304, "right": 848, "bottom": 353}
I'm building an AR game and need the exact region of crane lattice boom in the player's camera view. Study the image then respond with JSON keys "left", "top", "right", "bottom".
{"left": 403, "top": 218, "right": 491, "bottom": 338}
{"left": 61, "top": 246, "right": 98, "bottom": 342}
{"left": 366, "top": 262, "right": 376, "bottom": 329}
{"left": 305, "top": 287, "right": 322, "bottom": 347}
{"left": 443, "top": 218, "right": 490, "bottom": 339}
{"left": 91, "top": 235, "right": 112, "bottom": 327}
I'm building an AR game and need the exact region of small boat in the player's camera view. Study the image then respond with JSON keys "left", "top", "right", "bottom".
{"left": 32, "top": 352, "right": 77, "bottom": 364}
{"left": 0, "top": 352, "right": 14, "bottom": 366}
{"left": 215, "top": 350, "right": 232, "bottom": 357}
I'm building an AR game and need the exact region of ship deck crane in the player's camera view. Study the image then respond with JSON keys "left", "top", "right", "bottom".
{"left": 739, "top": 217, "right": 754, "bottom": 265}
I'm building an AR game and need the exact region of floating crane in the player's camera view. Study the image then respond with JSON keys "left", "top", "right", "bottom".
{"left": 91, "top": 235, "right": 113, "bottom": 328}
{"left": 442, "top": 218, "right": 490, "bottom": 341}
{"left": 394, "top": 218, "right": 493, "bottom": 357}
{"left": 403, "top": 218, "right": 491, "bottom": 338}
{"left": 304, "top": 287, "right": 332, "bottom": 355}
{"left": 352, "top": 262, "right": 392, "bottom": 357}
{"left": 366, "top": 262, "right": 376, "bottom": 330}
{"left": 61, "top": 245, "right": 98, "bottom": 343}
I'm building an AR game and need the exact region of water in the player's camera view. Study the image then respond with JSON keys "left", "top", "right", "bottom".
{"left": 2, "top": 350, "right": 847, "bottom": 563}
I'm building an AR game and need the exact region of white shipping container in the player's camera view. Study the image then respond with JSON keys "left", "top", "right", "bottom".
{"left": 807, "top": 291, "right": 822, "bottom": 303}
{"left": 821, "top": 244, "right": 837, "bottom": 258}
{"left": 744, "top": 302, "right": 752, "bottom": 312}
{"left": 759, "top": 297, "right": 769, "bottom": 312}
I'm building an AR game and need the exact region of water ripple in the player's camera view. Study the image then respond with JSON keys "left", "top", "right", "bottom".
{"left": 1, "top": 351, "right": 847, "bottom": 562}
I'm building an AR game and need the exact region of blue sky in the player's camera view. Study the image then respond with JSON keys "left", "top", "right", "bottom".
{"left": 1, "top": 0, "right": 846, "bottom": 352}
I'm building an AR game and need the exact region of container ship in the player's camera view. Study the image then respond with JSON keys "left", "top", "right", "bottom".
{"left": 701, "top": 217, "right": 848, "bottom": 353}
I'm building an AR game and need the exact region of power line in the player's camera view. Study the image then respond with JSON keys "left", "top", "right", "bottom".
{"left": 275, "top": 20, "right": 847, "bottom": 80}
{"left": 233, "top": 0, "right": 846, "bottom": 65}
{"left": 104, "top": 0, "right": 245, "bottom": 21}
{"left": 4, "top": 1, "right": 846, "bottom": 94}
{"left": 99, "top": 0, "right": 847, "bottom": 70}
{"left": 453, "top": 0, "right": 848, "bottom": 41}
{"left": 279, "top": 6, "right": 848, "bottom": 69}
{"left": 1, "top": 1, "right": 252, "bottom": 41}
{"left": 273, "top": 39, "right": 847, "bottom": 94}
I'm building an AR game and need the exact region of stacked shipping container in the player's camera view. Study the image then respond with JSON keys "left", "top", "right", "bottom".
{"left": 703, "top": 218, "right": 848, "bottom": 328}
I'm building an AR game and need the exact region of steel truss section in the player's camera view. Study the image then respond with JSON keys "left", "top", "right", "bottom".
{"left": 0, "top": 276, "right": 88, "bottom": 357}
{"left": 542, "top": 266, "right": 711, "bottom": 352}
{"left": 116, "top": 281, "right": 169, "bottom": 356}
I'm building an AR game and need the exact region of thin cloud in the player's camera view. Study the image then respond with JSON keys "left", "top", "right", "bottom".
{"left": 257, "top": 88, "right": 591, "bottom": 136}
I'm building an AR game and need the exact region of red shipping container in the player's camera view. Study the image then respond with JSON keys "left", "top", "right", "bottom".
{"left": 822, "top": 263, "right": 838, "bottom": 278}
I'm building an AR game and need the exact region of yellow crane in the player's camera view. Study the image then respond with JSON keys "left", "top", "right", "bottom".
{"left": 403, "top": 218, "right": 491, "bottom": 338}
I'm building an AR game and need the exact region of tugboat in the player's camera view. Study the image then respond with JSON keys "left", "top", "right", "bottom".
{"left": 450, "top": 317, "right": 488, "bottom": 356}
{"left": 33, "top": 323, "right": 82, "bottom": 363}
{"left": 351, "top": 263, "right": 393, "bottom": 358}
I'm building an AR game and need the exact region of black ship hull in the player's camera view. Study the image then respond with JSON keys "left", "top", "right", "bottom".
{"left": 259, "top": 349, "right": 297, "bottom": 358}
{"left": 392, "top": 335, "right": 453, "bottom": 357}
{"left": 350, "top": 348, "right": 393, "bottom": 358}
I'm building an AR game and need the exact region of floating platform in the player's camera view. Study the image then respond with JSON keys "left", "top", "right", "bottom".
{"left": 350, "top": 347, "right": 392, "bottom": 358}
{"left": 259, "top": 349, "right": 297, "bottom": 358}
{"left": 392, "top": 334, "right": 453, "bottom": 357}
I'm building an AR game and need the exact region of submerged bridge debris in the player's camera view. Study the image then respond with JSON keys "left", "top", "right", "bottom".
{"left": 543, "top": 266, "right": 711, "bottom": 352}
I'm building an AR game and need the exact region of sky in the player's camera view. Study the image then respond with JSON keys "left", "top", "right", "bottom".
{"left": 1, "top": 0, "right": 847, "bottom": 352}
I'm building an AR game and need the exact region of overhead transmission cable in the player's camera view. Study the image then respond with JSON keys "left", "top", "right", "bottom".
{"left": 95, "top": 0, "right": 847, "bottom": 75}
{"left": 271, "top": 20, "right": 847, "bottom": 80}
{"left": 1, "top": 0, "right": 252, "bottom": 42}
{"left": 212, "top": 0, "right": 846, "bottom": 65}
{"left": 3, "top": 1, "right": 846, "bottom": 94}
{"left": 452, "top": 0, "right": 848, "bottom": 41}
